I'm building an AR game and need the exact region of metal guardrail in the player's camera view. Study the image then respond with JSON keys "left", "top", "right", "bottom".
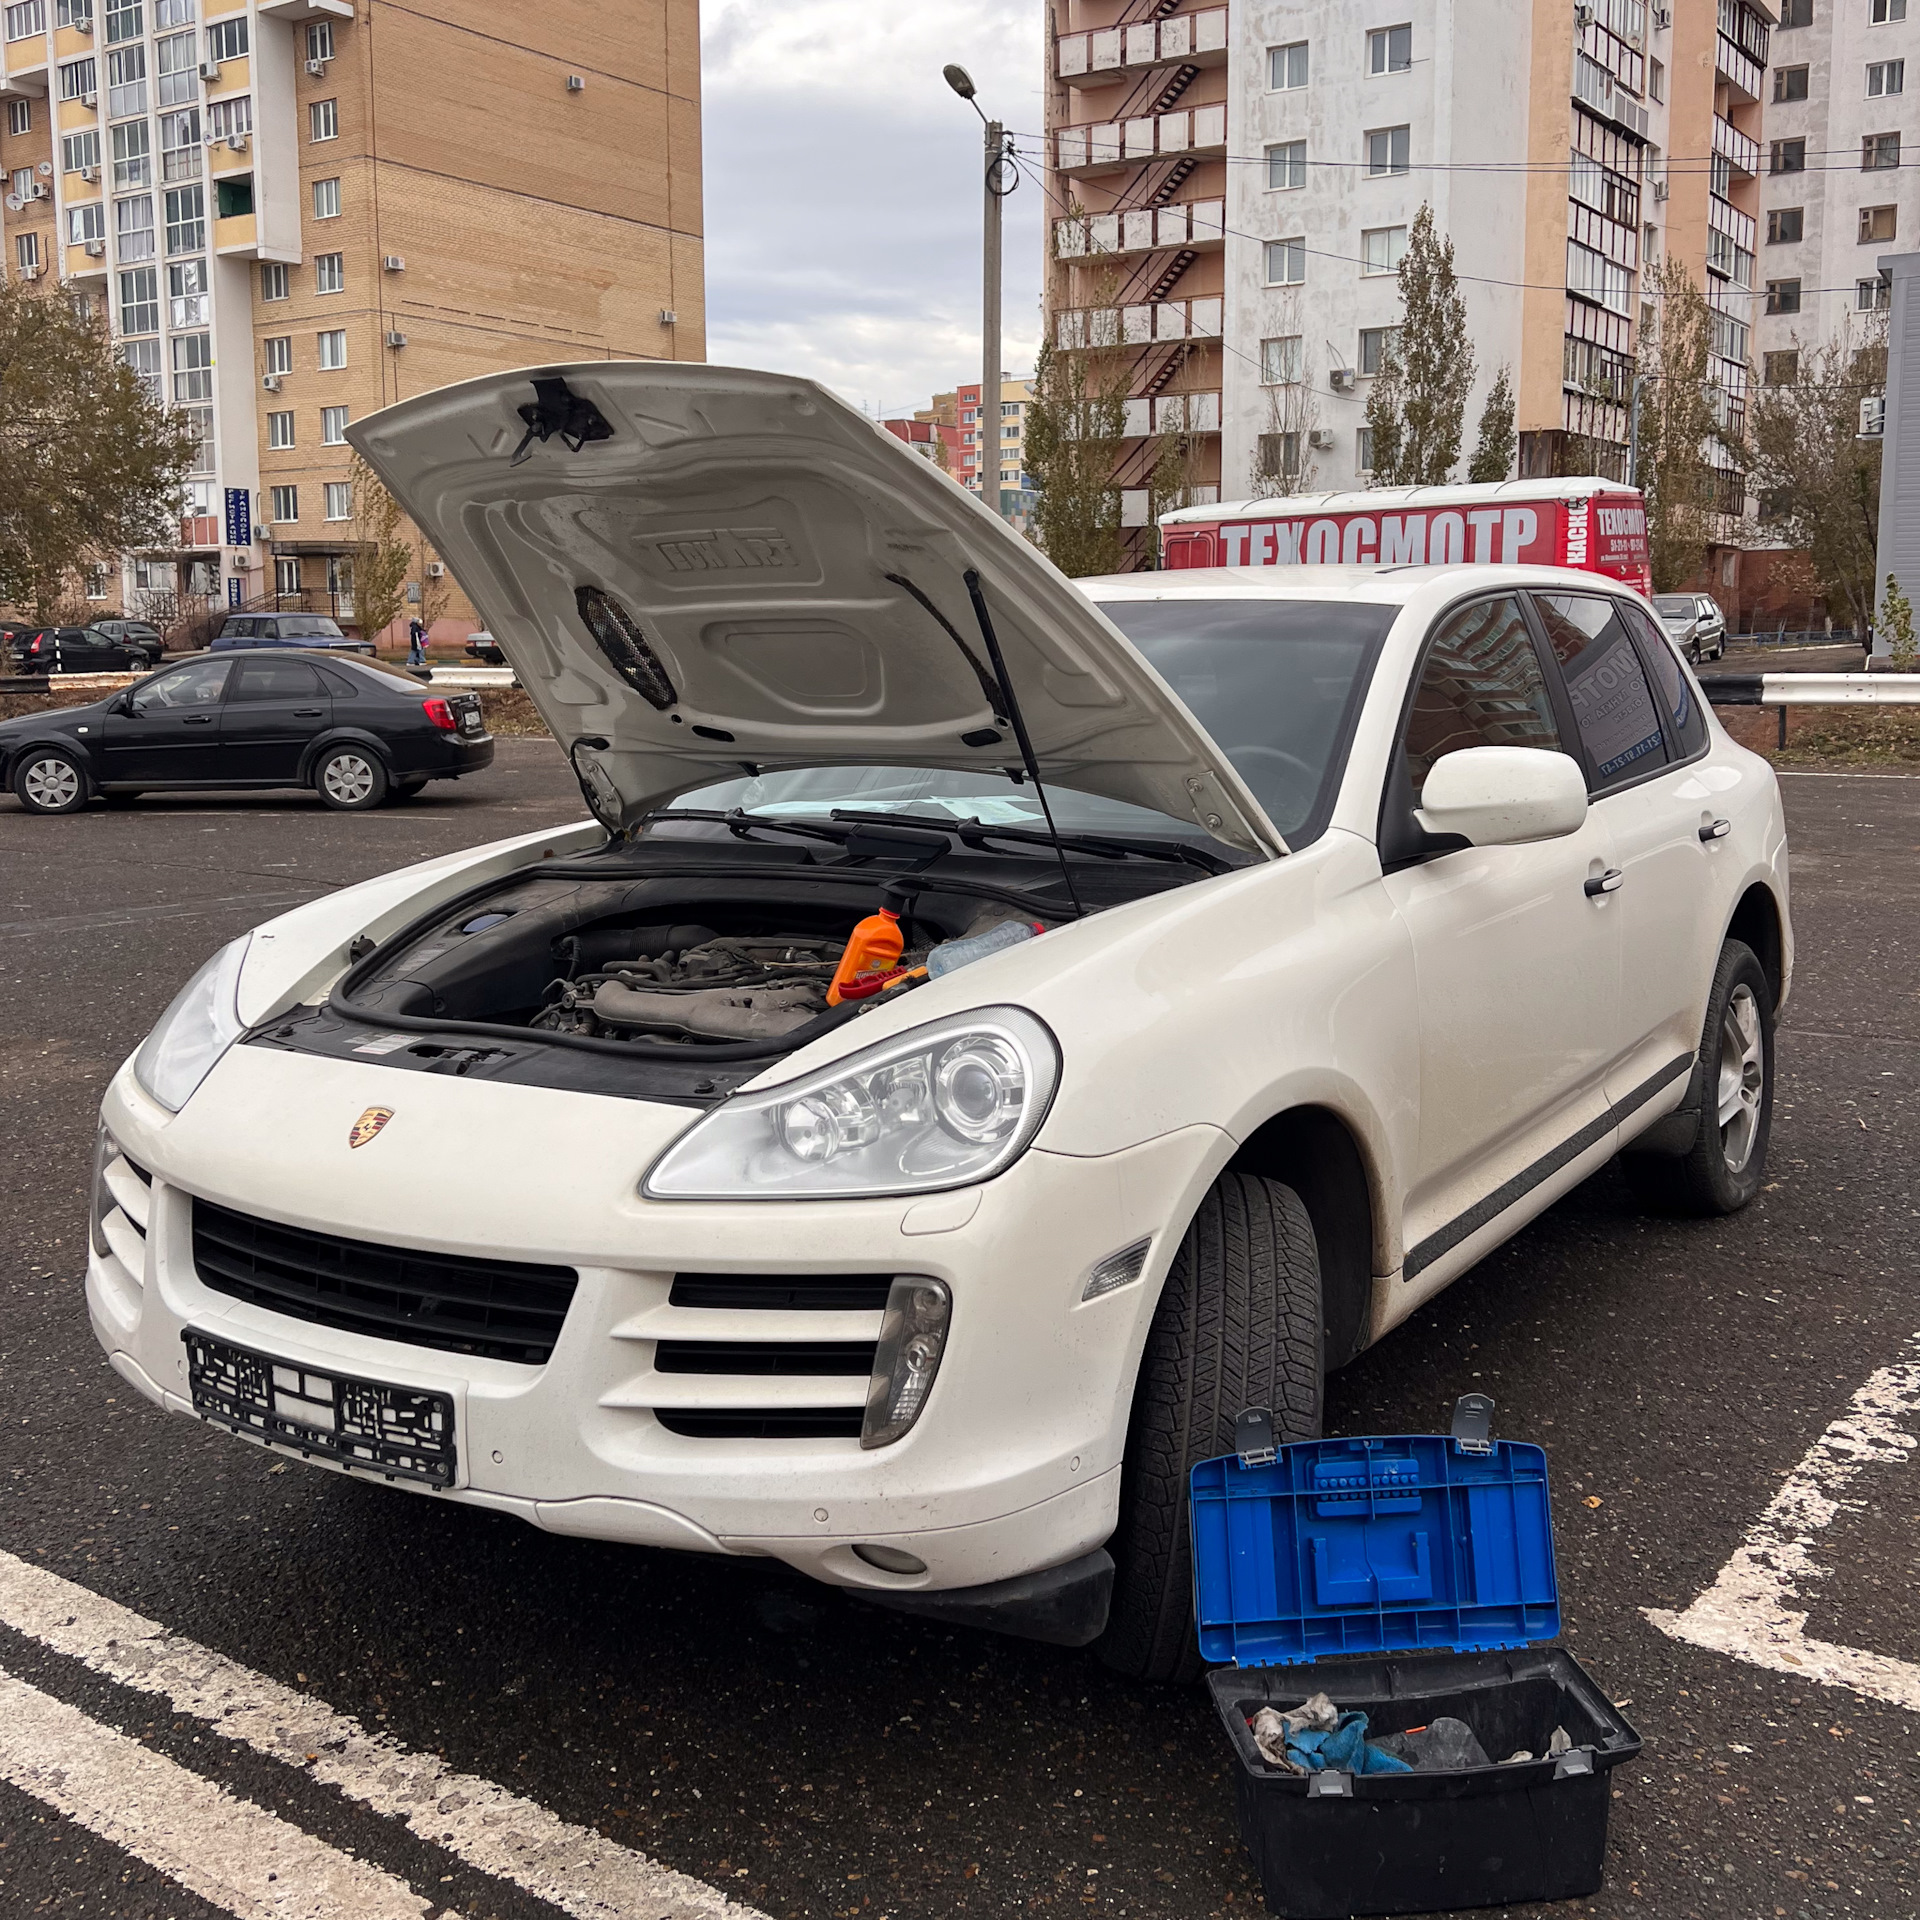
{"left": 1699, "top": 671, "right": 1920, "bottom": 745}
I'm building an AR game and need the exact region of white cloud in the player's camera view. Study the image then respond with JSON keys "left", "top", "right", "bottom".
{"left": 700, "top": 0, "right": 1045, "bottom": 417}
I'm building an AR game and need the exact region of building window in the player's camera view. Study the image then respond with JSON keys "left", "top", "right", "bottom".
{"left": 1361, "top": 225, "right": 1407, "bottom": 275}
{"left": 1355, "top": 427, "right": 1375, "bottom": 472}
{"left": 15, "top": 231, "right": 41, "bottom": 273}
{"left": 122, "top": 336, "right": 161, "bottom": 398}
{"left": 55, "top": 0, "right": 87, "bottom": 24}
{"left": 3, "top": 0, "right": 46, "bottom": 39}
{"left": 104, "top": 0, "right": 138, "bottom": 41}
{"left": 267, "top": 411, "right": 294, "bottom": 450}
{"left": 5, "top": 98, "right": 28, "bottom": 135}
{"left": 171, "top": 329, "right": 212, "bottom": 401}
{"left": 1767, "top": 207, "right": 1803, "bottom": 243}
{"left": 312, "top": 176, "right": 340, "bottom": 218}
{"left": 1863, "top": 132, "right": 1901, "bottom": 168}
{"left": 160, "top": 106, "right": 201, "bottom": 181}
{"left": 118, "top": 265, "right": 157, "bottom": 332}
{"left": 1366, "top": 125, "right": 1410, "bottom": 175}
{"left": 1868, "top": 59, "right": 1904, "bottom": 95}
{"left": 321, "top": 403, "right": 349, "bottom": 443}
{"left": 1002, "top": 422, "right": 1019, "bottom": 439}
{"left": 317, "top": 328, "right": 347, "bottom": 369}
{"left": 114, "top": 191, "right": 154, "bottom": 260}
{"left": 1567, "top": 238, "right": 1632, "bottom": 312}
{"left": 260, "top": 260, "right": 287, "bottom": 299}
{"left": 168, "top": 256, "right": 207, "bottom": 324}
{"left": 164, "top": 182, "right": 203, "bottom": 253}
{"left": 1269, "top": 40, "right": 1308, "bottom": 89}
{"left": 1265, "top": 236, "right": 1306, "bottom": 284}
{"left": 1367, "top": 24, "right": 1412, "bottom": 73}
{"left": 1266, "top": 140, "right": 1306, "bottom": 189}
{"left": 324, "top": 481, "right": 351, "bottom": 521}
{"left": 1648, "top": 57, "right": 1664, "bottom": 102}
{"left": 1872, "top": 0, "right": 1903, "bottom": 20}
{"left": 274, "top": 556, "right": 300, "bottom": 595}
{"left": 106, "top": 43, "right": 147, "bottom": 118}
{"left": 66, "top": 201, "right": 105, "bottom": 245}
{"left": 155, "top": 29, "right": 197, "bottom": 106}
{"left": 314, "top": 250, "right": 343, "bottom": 293}
{"left": 1778, "top": 0, "right": 1811, "bottom": 19}
{"left": 1773, "top": 64, "right": 1808, "bottom": 101}
{"left": 309, "top": 97, "right": 337, "bottom": 141}
{"left": 207, "top": 94, "right": 251, "bottom": 142}
{"left": 62, "top": 130, "right": 100, "bottom": 172}
{"left": 204, "top": 15, "right": 246, "bottom": 62}
{"left": 111, "top": 119, "right": 150, "bottom": 189}
{"left": 306, "top": 18, "right": 333, "bottom": 62}
{"left": 154, "top": 0, "right": 190, "bottom": 23}
{"left": 1766, "top": 278, "right": 1802, "bottom": 314}
{"left": 1770, "top": 139, "right": 1806, "bottom": 173}
{"left": 1261, "top": 334, "right": 1303, "bottom": 383}
{"left": 1859, "top": 273, "right": 1893, "bottom": 309}
{"left": 1258, "top": 432, "right": 1303, "bottom": 480}
{"left": 181, "top": 403, "right": 213, "bottom": 473}
{"left": 84, "top": 563, "right": 111, "bottom": 600}
{"left": 262, "top": 333, "right": 291, "bottom": 373}
{"left": 269, "top": 484, "right": 298, "bottom": 522}
{"left": 1359, "top": 325, "right": 1402, "bottom": 374}
{"left": 1861, "top": 204, "right": 1898, "bottom": 243}
{"left": 1763, "top": 350, "right": 1800, "bottom": 384}
{"left": 58, "top": 57, "right": 97, "bottom": 100}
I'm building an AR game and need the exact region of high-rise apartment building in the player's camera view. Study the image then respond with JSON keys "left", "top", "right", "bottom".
{"left": 923, "top": 375, "right": 1038, "bottom": 506}
{"left": 0, "top": 0, "right": 702, "bottom": 632}
{"left": 1755, "top": 0, "right": 1913, "bottom": 390}
{"left": 1043, "top": 0, "right": 1774, "bottom": 564}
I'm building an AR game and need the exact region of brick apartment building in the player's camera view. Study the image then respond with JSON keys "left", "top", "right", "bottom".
{"left": 0, "top": 0, "right": 702, "bottom": 639}
{"left": 889, "top": 376, "right": 1036, "bottom": 524}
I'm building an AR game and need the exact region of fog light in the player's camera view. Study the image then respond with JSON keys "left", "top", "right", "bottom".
{"left": 89, "top": 1124, "right": 118, "bottom": 1259}
{"left": 1082, "top": 1236, "right": 1152, "bottom": 1301}
{"left": 852, "top": 1542, "right": 927, "bottom": 1575}
{"left": 861, "top": 1276, "right": 951, "bottom": 1449}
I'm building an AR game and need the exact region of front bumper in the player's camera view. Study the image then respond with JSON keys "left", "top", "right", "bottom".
{"left": 88, "top": 1045, "right": 1228, "bottom": 1601}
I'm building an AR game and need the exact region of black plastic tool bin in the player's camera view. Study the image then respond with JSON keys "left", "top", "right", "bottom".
{"left": 1190, "top": 1402, "right": 1643, "bottom": 1919}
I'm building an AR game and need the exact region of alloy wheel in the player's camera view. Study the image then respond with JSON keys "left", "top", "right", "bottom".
{"left": 1717, "top": 982, "right": 1765, "bottom": 1173}
{"left": 23, "top": 757, "right": 80, "bottom": 810}
{"left": 323, "top": 754, "right": 375, "bottom": 805}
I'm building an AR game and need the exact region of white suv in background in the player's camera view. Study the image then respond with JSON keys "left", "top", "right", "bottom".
{"left": 87, "top": 365, "right": 1790, "bottom": 1681}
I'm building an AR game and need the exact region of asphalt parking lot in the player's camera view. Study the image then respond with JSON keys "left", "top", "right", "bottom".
{"left": 1, "top": 739, "right": 1916, "bottom": 1920}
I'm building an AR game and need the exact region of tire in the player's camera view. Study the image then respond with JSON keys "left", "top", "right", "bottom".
{"left": 1624, "top": 938, "right": 1774, "bottom": 1216}
{"left": 12, "top": 747, "right": 89, "bottom": 815}
{"left": 314, "top": 746, "right": 389, "bottom": 811}
{"left": 1097, "top": 1173, "right": 1323, "bottom": 1684}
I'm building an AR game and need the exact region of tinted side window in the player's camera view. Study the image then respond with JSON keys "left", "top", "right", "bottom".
{"left": 133, "top": 659, "right": 232, "bottom": 712}
{"left": 232, "top": 659, "right": 325, "bottom": 702}
{"left": 1533, "top": 593, "right": 1667, "bottom": 789}
{"left": 314, "top": 663, "right": 361, "bottom": 697}
{"left": 1625, "top": 606, "right": 1708, "bottom": 759}
{"left": 1400, "top": 596, "right": 1564, "bottom": 799}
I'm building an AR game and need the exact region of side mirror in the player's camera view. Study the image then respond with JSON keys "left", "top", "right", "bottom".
{"left": 1415, "top": 747, "right": 1587, "bottom": 847}
{"left": 108, "top": 692, "right": 134, "bottom": 716}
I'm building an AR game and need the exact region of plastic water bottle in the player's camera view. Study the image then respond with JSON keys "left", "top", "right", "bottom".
{"left": 927, "top": 920, "right": 1041, "bottom": 979}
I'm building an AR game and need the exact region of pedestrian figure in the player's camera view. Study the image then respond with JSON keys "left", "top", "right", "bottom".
{"left": 408, "top": 616, "right": 427, "bottom": 667}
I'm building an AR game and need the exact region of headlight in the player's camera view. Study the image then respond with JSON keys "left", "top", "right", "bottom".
{"left": 643, "top": 1006, "right": 1060, "bottom": 1200}
{"left": 132, "top": 935, "right": 252, "bottom": 1113}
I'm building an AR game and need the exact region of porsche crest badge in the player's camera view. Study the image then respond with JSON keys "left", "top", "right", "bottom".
{"left": 349, "top": 1107, "right": 395, "bottom": 1149}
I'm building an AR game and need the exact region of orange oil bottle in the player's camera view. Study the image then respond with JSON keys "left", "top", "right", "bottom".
{"left": 826, "top": 883, "right": 914, "bottom": 1005}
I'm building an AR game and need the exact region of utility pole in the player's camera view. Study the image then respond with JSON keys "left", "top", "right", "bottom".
{"left": 945, "top": 64, "right": 1018, "bottom": 519}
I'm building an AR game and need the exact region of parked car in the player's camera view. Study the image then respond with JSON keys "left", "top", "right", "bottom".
{"left": 90, "top": 617, "right": 168, "bottom": 657}
{"left": 464, "top": 629, "right": 507, "bottom": 664}
{"left": 9, "top": 625, "right": 165, "bottom": 674}
{"left": 1651, "top": 593, "right": 1728, "bottom": 663}
{"left": 213, "top": 613, "right": 375, "bottom": 655}
{"left": 85, "top": 365, "right": 1791, "bottom": 1683}
{"left": 0, "top": 648, "right": 491, "bottom": 814}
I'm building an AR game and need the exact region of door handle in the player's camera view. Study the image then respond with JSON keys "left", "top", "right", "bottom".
{"left": 1699, "top": 818, "right": 1731, "bottom": 842}
{"left": 183, "top": 714, "right": 214, "bottom": 725}
{"left": 291, "top": 707, "right": 324, "bottom": 716}
{"left": 1584, "top": 869, "right": 1623, "bottom": 897}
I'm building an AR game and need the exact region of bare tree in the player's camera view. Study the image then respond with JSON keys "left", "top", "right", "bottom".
{"left": 1634, "top": 258, "right": 1725, "bottom": 592}
{"left": 347, "top": 456, "right": 415, "bottom": 646}
{"left": 1250, "top": 307, "right": 1319, "bottom": 497}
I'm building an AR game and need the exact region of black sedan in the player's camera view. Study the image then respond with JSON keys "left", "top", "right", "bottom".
{"left": 8, "top": 625, "right": 165, "bottom": 674}
{"left": 0, "top": 650, "right": 494, "bottom": 815}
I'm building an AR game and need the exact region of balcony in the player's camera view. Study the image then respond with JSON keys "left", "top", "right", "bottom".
{"left": 1713, "top": 113, "right": 1759, "bottom": 180}
{"left": 1057, "top": 8, "right": 1228, "bottom": 85}
{"left": 1716, "top": 31, "right": 1762, "bottom": 103}
{"left": 215, "top": 211, "right": 258, "bottom": 253}
{"left": 1054, "top": 103, "right": 1227, "bottom": 176}
{"left": 1053, "top": 296, "right": 1224, "bottom": 349}
{"left": 1120, "top": 391, "right": 1222, "bottom": 437}
{"left": 256, "top": 0, "right": 355, "bottom": 18}
{"left": 1054, "top": 198, "right": 1225, "bottom": 260}
{"left": 1573, "top": 52, "right": 1648, "bottom": 139}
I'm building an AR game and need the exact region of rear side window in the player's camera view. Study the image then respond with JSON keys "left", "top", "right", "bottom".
{"left": 1626, "top": 606, "right": 1708, "bottom": 760}
{"left": 232, "top": 659, "right": 326, "bottom": 702}
{"left": 1400, "top": 596, "right": 1564, "bottom": 799}
{"left": 223, "top": 618, "right": 256, "bottom": 638}
{"left": 1532, "top": 593, "right": 1667, "bottom": 789}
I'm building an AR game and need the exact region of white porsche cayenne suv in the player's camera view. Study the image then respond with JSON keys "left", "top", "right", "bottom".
{"left": 87, "top": 366, "right": 1789, "bottom": 1680}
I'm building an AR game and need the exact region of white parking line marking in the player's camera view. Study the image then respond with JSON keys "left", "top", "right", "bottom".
{"left": 0, "top": 1663, "right": 432, "bottom": 1919}
{"left": 0, "top": 1551, "right": 762, "bottom": 1920}
{"left": 1647, "top": 1330, "right": 1920, "bottom": 1712}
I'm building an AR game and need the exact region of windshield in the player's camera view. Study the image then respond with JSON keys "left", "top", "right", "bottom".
{"left": 277, "top": 617, "right": 345, "bottom": 639}
{"left": 1651, "top": 597, "right": 1694, "bottom": 617}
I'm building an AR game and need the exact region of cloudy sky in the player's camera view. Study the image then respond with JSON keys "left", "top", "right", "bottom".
{"left": 700, "top": 0, "right": 1046, "bottom": 418}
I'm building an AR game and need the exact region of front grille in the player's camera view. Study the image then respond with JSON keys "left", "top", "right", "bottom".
{"left": 191, "top": 1199, "right": 578, "bottom": 1366}
{"left": 656, "top": 1407, "right": 866, "bottom": 1440}
{"left": 669, "top": 1272, "right": 895, "bottom": 1312}
{"left": 655, "top": 1340, "right": 875, "bottom": 1376}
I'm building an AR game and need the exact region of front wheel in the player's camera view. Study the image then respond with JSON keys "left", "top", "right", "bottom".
{"left": 314, "top": 747, "right": 388, "bottom": 811}
{"left": 1624, "top": 938, "right": 1774, "bottom": 1216}
{"left": 13, "top": 748, "right": 89, "bottom": 814}
{"left": 1097, "top": 1173, "right": 1323, "bottom": 1683}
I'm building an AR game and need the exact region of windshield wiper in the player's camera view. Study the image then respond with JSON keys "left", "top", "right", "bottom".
{"left": 642, "top": 806, "right": 848, "bottom": 848}
{"left": 825, "top": 808, "right": 1233, "bottom": 876}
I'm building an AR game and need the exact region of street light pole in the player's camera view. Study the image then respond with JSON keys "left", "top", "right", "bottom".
{"left": 945, "top": 64, "right": 1016, "bottom": 519}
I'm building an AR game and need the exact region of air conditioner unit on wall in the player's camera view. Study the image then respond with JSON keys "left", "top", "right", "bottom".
{"left": 1308, "top": 427, "right": 1336, "bottom": 450}
{"left": 385, "top": 329, "right": 407, "bottom": 347}
{"left": 426, "top": 562, "right": 445, "bottom": 577}
{"left": 1653, "top": 4, "right": 1671, "bottom": 25}
{"left": 83, "top": 239, "right": 104, "bottom": 255}
{"left": 1652, "top": 178, "right": 1669, "bottom": 200}
{"left": 261, "top": 373, "right": 281, "bottom": 391}
{"left": 305, "top": 58, "right": 327, "bottom": 75}
{"left": 81, "top": 90, "right": 96, "bottom": 105}
{"left": 28, "top": 181, "right": 48, "bottom": 198}
{"left": 78, "top": 164, "right": 97, "bottom": 181}
{"left": 383, "top": 254, "right": 404, "bottom": 271}
{"left": 226, "top": 133, "right": 248, "bottom": 151}
{"left": 19, "top": 264, "right": 41, "bottom": 280}
{"left": 1329, "top": 367, "right": 1357, "bottom": 394}
{"left": 199, "top": 58, "right": 221, "bottom": 79}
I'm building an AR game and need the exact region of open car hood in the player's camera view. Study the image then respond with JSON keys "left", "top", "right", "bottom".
{"left": 347, "top": 363, "right": 1283, "bottom": 856}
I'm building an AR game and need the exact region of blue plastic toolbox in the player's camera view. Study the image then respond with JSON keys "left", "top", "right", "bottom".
{"left": 1192, "top": 1399, "right": 1641, "bottom": 1919}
